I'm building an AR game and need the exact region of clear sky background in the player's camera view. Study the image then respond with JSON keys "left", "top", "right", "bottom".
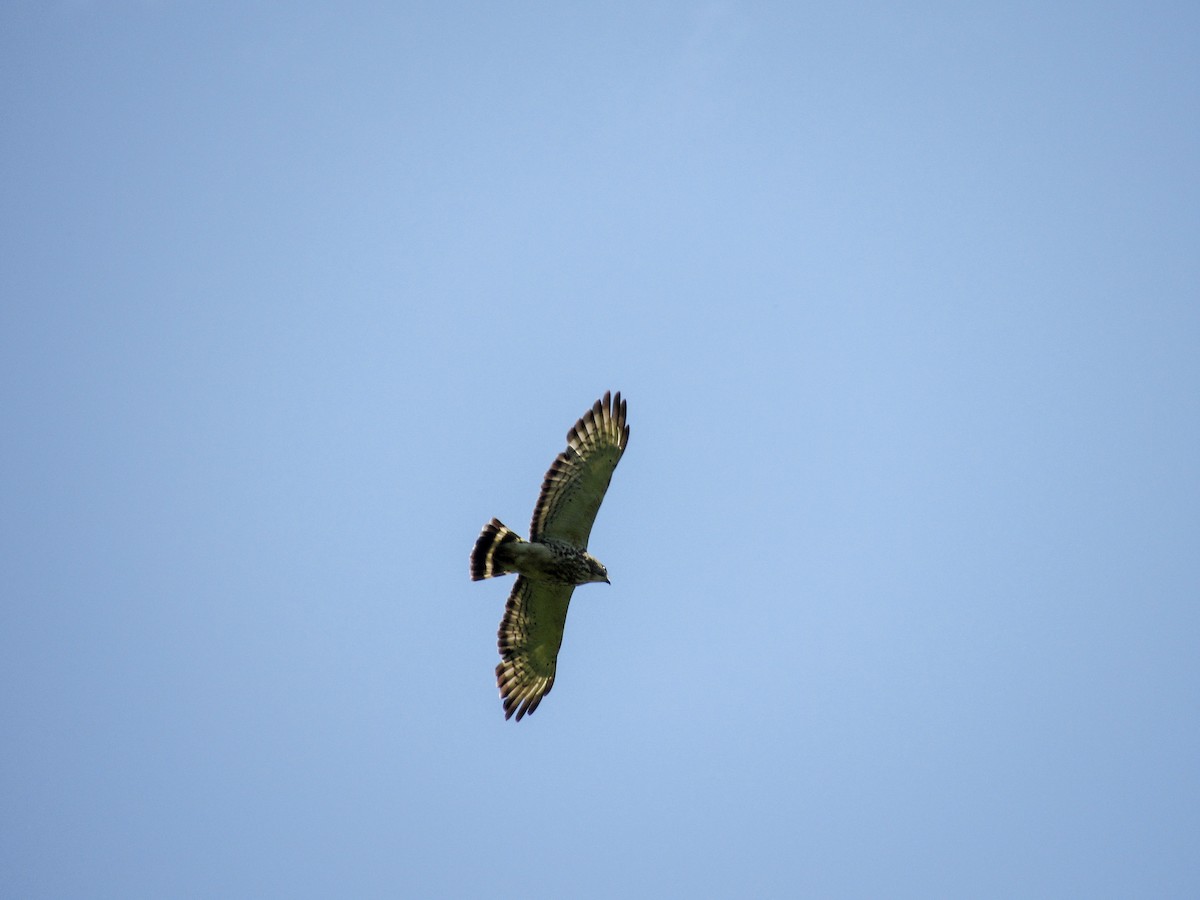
{"left": 3, "top": 3, "right": 1198, "bottom": 898}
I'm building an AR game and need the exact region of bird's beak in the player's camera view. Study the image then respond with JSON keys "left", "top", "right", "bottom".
{"left": 604, "top": 577, "right": 611, "bottom": 585}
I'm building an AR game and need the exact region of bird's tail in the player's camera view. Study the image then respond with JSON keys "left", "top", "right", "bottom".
{"left": 471, "top": 518, "right": 523, "bottom": 581}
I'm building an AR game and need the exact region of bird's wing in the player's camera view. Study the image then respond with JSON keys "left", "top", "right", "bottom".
{"left": 495, "top": 576, "right": 576, "bottom": 721}
{"left": 529, "top": 391, "right": 629, "bottom": 549}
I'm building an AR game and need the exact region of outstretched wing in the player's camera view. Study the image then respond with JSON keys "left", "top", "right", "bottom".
{"left": 529, "top": 391, "right": 629, "bottom": 548}
{"left": 496, "top": 577, "right": 575, "bottom": 721}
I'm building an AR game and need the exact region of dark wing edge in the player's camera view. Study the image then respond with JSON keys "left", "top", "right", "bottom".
{"left": 496, "top": 576, "right": 575, "bottom": 721}
{"left": 529, "top": 390, "right": 630, "bottom": 547}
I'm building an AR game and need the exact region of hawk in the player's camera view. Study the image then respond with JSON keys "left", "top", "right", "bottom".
{"left": 470, "top": 391, "right": 630, "bottom": 721}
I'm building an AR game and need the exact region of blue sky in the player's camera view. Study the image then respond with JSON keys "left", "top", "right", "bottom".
{"left": 2, "top": 3, "right": 1198, "bottom": 897}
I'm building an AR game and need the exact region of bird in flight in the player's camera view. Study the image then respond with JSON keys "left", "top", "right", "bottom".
{"left": 470, "top": 391, "right": 630, "bottom": 721}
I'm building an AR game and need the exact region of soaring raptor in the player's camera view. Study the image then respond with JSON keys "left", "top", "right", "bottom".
{"left": 471, "top": 391, "right": 629, "bottom": 721}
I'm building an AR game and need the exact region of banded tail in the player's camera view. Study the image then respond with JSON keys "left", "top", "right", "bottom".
{"left": 471, "top": 518, "right": 523, "bottom": 581}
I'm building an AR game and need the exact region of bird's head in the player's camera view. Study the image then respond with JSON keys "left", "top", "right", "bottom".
{"left": 585, "top": 554, "right": 610, "bottom": 585}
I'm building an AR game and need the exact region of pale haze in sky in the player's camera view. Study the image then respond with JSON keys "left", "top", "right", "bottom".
{"left": 2, "top": 3, "right": 1198, "bottom": 898}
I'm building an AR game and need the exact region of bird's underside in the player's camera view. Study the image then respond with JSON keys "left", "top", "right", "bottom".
{"left": 470, "top": 391, "right": 629, "bottom": 721}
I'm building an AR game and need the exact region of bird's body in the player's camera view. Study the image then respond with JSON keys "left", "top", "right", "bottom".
{"left": 473, "top": 520, "right": 609, "bottom": 586}
{"left": 470, "top": 391, "right": 629, "bottom": 721}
